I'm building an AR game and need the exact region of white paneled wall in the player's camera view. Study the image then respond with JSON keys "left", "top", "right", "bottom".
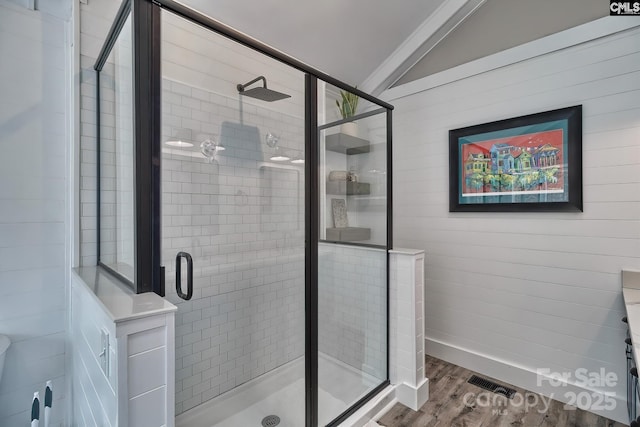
{"left": 71, "top": 281, "right": 117, "bottom": 427}
{"left": 0, "top": 2, "right": 70, "bottom": 426}
{"left": 318, "top": 243, "right": 387, "bottom": 380}
{"left": 389, "top": 25, "right": 640, "bottom": 422}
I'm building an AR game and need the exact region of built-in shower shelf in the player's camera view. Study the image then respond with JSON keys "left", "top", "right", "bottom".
{"left": 326, "top": 227, "right": 371, "bottom": 242}
{"left": 325, "top": 133, "right": 370, "bottom": 155}
{"left": 326, "top": 181, "right": 370, "bottom": 196}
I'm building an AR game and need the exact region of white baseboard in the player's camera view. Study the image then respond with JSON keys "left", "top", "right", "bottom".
{"left": 396, "top": 378, "right": 429, "bottom": 411}
{"left": 425, "top": 337, "right": 627, "bottom": 424}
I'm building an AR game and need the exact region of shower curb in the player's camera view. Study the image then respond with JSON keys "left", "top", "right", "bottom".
{"left": 339, "top": 385, "right": 396, "bottom": 427}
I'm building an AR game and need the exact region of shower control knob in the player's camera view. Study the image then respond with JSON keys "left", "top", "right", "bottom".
{"left": 200, "top": 138, "right": 219, "bottom": 163}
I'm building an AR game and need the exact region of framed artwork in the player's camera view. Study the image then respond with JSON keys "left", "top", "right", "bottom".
{"left": 449, "top": 105, "right": 582, "bottom": 212}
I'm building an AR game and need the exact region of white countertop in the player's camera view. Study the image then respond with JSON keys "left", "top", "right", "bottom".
{"left": 72, "top": 267, "right": 177, "bottom": 323}
{"left": 389, "top": 248, "right": 425, "bottom": 255}
{"left": 622, "top": 270, "right": 640, "bottom": 369}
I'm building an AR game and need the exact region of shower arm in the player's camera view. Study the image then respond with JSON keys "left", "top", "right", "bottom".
{"left": 237, "top": 76, "right": 267, "bottom": 93}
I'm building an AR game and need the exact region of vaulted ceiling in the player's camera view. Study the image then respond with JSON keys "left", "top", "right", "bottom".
{"left": 394, "top": 0, "right": 607, "bottom": 86}
{"left": 182, "top": 0, "right": 606, "bottom": 94}
{"left": 16, "top": 0, "right": 607, "bottom": 94}
{"left": 181, "top": 0, "right": 446, "bottom": 85}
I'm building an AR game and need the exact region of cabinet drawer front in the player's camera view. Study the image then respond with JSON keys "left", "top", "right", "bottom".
{"left": 129, "top": 326, "right": 165, "bottom": 356}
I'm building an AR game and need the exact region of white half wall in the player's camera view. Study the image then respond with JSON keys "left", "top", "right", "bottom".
{"left": 387, "top": 23, "right": 640, "bottom": 424}
{"left": 0, "top": 2, "right": 71, "bottom": 425}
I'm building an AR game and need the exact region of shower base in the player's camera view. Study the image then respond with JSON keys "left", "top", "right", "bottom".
{"left": 175, "top": 353, "right": 379, "bottom": 427}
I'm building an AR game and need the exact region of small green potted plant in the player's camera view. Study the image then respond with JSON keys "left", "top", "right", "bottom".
{"left": 336, "top": 88, "right": 359, "bottom": 137}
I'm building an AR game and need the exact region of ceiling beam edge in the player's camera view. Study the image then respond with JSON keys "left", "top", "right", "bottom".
{"left": 360, "top": 0, "right": 486, "bottom": 97}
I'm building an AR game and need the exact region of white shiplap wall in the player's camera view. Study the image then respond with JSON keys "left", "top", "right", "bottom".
{"left": 388, "top": 25, "right": 640, "bottom": 423}
{"left": 0, "top": 2, "right": 70, "bottom": 426}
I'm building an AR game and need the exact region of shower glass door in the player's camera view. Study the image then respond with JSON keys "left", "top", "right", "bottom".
{"left": 160, "top": 9, "right": 306, "bottom": 426}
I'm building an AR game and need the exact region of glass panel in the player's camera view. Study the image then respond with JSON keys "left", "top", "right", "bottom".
{"left": 99, "top": 12, "right": 134, "bottom": 281}
{"left": 319, "top": 83, "right": 388, "bottom": 247}
{"left": 160, "top": 10, "right": 305, "bottom": 426}
{"left": 317, "top": 81, "right": 389, "bottom": 423}
{"left": 318, "top": 244, "right": 388, "bottom": 425}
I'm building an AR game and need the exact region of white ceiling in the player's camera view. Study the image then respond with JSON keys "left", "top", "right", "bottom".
{"left": 181, "top": 0, "right": 446, "bottom": 85}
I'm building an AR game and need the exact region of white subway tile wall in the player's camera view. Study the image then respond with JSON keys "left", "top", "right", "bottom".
{"left": 79, "top": 0, "right": 125, "bottom": 268}
{"left": 160, "top": 79, "right": 306, "bottom": 414}
{"left": 78, "top": 0, "right": 305, "bottom": 264}
{"left": 97, "top": 24, "right": 136, "bottom": 278}
{"left": 80, "top": 51, "right": 100, "bottom": 267}
{"left": 318, "top": 243, "right": 387, "bottom": 381}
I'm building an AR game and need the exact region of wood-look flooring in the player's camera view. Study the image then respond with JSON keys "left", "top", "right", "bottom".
{"left": 378, "top": 355, "right": 627, "bottom": 427}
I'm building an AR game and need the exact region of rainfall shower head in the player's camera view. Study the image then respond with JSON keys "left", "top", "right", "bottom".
{"left": 237, "top": 76, "right": 291, "bottom": 102}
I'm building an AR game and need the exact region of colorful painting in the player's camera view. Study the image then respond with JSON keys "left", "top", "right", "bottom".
{"left": 449, "top": 106, "right": 582, "bottom": 212}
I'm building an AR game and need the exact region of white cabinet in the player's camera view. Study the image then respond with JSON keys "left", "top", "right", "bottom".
{"left": 71, "top": 268, "right": 177, "bottom": 427}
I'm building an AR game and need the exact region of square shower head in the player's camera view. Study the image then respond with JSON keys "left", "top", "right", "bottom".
{"left": 239, "top": 87, "right": 291, "bottom": 102}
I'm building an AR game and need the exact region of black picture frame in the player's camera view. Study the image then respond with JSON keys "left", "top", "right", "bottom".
{"left": 449, "top": 105, "right": 582, "bottom": 212}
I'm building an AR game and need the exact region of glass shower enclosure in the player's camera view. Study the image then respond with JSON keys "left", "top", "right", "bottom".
{"left": 94, "top": 1, "right": 393, "bottom": 426}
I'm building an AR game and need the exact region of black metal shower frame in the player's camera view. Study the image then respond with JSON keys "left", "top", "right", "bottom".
{"left": 93, "top": 0, "right": 394, "bottom": 425}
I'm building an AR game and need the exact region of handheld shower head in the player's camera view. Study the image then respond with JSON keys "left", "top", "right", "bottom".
{"left": 237, "top": 76, "right": 291, "bottom": 102}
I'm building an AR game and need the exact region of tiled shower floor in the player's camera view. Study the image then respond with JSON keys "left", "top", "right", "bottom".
{"left": 175, "top": 353, "right": 379, "bottom": 427}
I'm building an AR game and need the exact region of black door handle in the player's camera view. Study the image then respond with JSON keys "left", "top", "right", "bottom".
{"left": 159, "top": 265, "right": 165, "bottom": 297}
{"left": 176, "top": 252, "right": 193, "bottom": 300}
